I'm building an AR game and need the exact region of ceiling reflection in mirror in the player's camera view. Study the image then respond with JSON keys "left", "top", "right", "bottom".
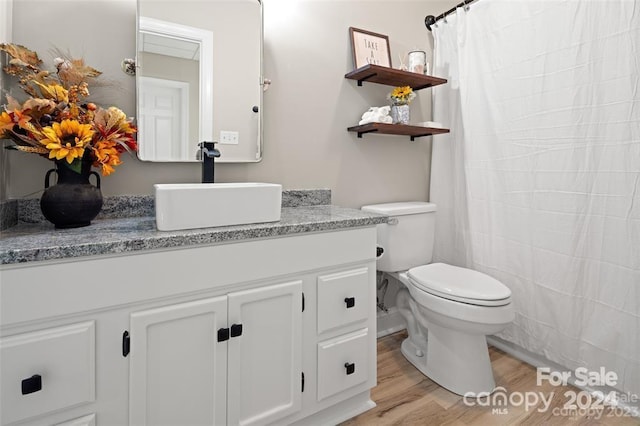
{"left": 136, "top": 0, "right": 263, "bottom": 163}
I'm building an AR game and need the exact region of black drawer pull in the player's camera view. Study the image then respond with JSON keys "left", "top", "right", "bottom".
{"left": 344, "top": 297, "right": 355, "bottom": 308}
{"left": 22, "top": 374, "right": 42, "bottom": 395}
{"left": 345, "top": 362, "right": 355, "bottom": 375}
{"left": 122, "top": 330, "right": 130, "bottom": 357}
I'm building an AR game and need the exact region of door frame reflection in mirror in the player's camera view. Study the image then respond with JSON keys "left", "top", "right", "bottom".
{"left": 136, "top": 16, "right": 213, "bottom": 161}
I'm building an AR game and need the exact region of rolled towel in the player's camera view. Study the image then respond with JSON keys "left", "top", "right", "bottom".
{"left": 377, "top": 105, "right": 391, "bottom": 116}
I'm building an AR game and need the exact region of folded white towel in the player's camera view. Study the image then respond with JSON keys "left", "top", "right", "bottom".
{"left": 359, "top": 106, "right": 392, "bottom": 125}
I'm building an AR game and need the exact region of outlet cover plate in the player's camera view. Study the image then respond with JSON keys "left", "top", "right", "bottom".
{"left": 220, "top": 130, "right": 239, "bottom": 145}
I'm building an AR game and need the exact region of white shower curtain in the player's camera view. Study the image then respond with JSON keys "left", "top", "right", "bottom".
{"left": 430, "top": 0, "right": 640, "bottom": 403}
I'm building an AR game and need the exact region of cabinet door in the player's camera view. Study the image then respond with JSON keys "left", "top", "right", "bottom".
{"left": 227, "top": 280, "right": 303, "bottom": 426}
{"left": 129, "top": 296, "right": 228, "bottom": 426}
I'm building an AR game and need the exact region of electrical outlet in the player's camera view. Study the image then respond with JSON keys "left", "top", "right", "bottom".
{"left": 220, "top": 130, "right": 239, "bottom": 145}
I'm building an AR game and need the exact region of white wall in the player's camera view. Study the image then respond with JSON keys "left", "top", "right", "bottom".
{"left": 5, "top": 0, "right": 458, "bottom": 208}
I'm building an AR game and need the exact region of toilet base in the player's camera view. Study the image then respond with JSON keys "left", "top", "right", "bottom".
{"left": 400, "top": 321, "right": 497, "bottom": 396}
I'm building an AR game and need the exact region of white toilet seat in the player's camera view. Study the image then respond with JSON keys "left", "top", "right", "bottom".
{"left": 407, "top": 263, "right": 511, "bottom": 307}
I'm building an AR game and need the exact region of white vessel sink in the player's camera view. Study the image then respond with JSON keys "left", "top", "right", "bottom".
{"left": 155, "top": 183, "right": 282, "bottom": 231}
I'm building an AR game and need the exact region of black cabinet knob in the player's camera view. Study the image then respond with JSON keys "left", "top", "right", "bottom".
{"left": 21, "top": 374, "right": 42, "bottom": 395}
{"left": 252, "top": 106, "right": 259, "bottom": 113}
{"left": 344, "top": 362, "right": 355, "bottom": 375}
{"left": 218, "top": 327, "right": 230, "bottom": 342}
{"left": 230, "top": 323, "right": 243, "bottom": 337}
{"left": 344, "top": 297, "right": 355, "bottom": 308}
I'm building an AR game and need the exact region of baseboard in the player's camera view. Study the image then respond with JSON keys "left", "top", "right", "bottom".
{"left": 488, "top": 336, "right": 639, "bottom": 418}
{"left": 376, "top": 307, "right": 406, "bottom": 338}
{"left": 289, "top": 391, "right": 375, "bottom": 425}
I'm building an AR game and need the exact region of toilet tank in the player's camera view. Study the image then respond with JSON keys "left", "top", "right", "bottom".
{"left": 361, "top": 202, "right": 437, "bottom": 272}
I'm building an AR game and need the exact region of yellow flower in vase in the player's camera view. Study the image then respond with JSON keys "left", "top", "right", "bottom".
{"left": 387, "top": 85, "right": 416, "bottom": 105}
{"left": 39, "top": 119, "right": 94, "bottom": 163}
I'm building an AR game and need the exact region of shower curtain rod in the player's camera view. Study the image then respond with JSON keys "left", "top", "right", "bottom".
{"left": 425, "top": 0, "right": 476, "bottom": 31}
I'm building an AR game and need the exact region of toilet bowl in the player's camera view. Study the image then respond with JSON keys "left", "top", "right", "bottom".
{"left": 361, "top": 202, "right": 514, "bottom": 396}
{"left": 395, "top": 264, "right": 514, "bottom": 395}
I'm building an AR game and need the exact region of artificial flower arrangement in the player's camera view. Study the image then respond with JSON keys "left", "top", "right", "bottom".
{"left": 0, "top": 43, "right": 137, "bottom": 176}
{"left": 387, "top": 85, "right": 416, "bottom": 105}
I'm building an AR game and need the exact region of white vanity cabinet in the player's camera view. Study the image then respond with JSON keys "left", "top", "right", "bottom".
{"left": 0, "top": 227, "right": 378, "bottom": 425}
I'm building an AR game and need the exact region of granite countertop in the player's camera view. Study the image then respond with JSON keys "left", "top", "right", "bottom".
{"left": 0, "top": 191, "right": 387, "bottom": 265}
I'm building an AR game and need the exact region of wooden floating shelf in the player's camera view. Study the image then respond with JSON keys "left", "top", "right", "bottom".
{"left": 347, "top": 123, "right": 450, "bottom": 141}
{"left": 344, "top": 64, "right": 447, "bottom": 90}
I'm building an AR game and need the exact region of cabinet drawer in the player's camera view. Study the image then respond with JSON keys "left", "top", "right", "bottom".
{"left": 0, "top": 321, "right": 96, "bottom": 425}
{"left": 317, "top": 267, "right": 370, "bottom": 334}
{"left": 317, "top": 328, "right": 370, "bottom": 401}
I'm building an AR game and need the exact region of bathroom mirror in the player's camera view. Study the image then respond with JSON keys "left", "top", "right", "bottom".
{"left": 136, "top": 0, "right": 263, "bottom": 162}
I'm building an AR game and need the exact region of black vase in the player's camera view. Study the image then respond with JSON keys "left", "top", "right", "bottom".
{"left": 40, "top": 154, "right": 103, "bottom": 229}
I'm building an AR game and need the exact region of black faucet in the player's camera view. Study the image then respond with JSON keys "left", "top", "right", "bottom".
{"left": 199, "top": 141, "right": 221, "bottom": 183}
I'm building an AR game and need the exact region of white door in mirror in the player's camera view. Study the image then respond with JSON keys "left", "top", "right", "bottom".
{"left": 154, "top": 183, "right": 282, "bottom": 231}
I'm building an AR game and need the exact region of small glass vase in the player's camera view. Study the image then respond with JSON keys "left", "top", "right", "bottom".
{"left": 391, "top": 103, "right": 410, "bottom": 125}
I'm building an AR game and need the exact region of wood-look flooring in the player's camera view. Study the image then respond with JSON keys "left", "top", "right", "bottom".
{"left": 342, "top": 331, "right": 639, "bottom": 426}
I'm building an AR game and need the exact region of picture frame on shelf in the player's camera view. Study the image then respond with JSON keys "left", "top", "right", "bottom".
{"left": 349, "top": 27, "right": 392, "bottom": 70}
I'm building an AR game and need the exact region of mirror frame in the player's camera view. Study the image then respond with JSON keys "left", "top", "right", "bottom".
{"left": 136, "top": 16, "right": 214, "bottom": 161}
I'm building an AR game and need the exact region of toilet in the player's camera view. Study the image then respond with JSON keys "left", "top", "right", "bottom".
{"left": 361, "top": 202, "right": 514, "bottom": 396}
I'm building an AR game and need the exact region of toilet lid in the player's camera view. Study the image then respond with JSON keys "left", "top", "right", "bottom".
{"left": 407, "top": 263, "right": 512, "bottom": 307}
